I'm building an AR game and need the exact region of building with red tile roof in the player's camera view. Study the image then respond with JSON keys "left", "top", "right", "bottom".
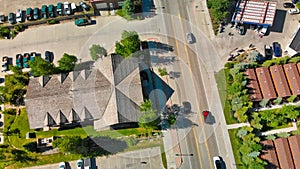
{"left": 283, "top": 63, "right": 300, "bottom": 96}
{"left": 288, "top": 135, "right": 300, "bottom": 168}
{"left": 255, "top": 67, "right": 277, "bottom": 100}
{"left": 260, "top": 140, "right": 280, "bottom": 169}
{"left": 244, "top": 69, "right": 263, "bottom": 101}
{"left": 274, "top": 138, "right": 295, "bottom": 169}
{"left": 269, "top": 65, "right": 291, "bottom": 98}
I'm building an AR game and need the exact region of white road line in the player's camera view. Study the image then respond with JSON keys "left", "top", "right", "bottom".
{"left": 185, "top": 4, "right": 221, "bottom": 156}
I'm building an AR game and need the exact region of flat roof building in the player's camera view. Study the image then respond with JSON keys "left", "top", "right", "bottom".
{"left": 288, "top": 135, "right": 300, "bottom": 169}
{"left": 231, "top": 0, "right": 277, "bottom": 26}
{"left": 269, "top": 65, "right": 291, "bottom": 98}
{"left": 274, "top": 138, "right": 295, "bottom": 169}
{"left": 260, "top": 140, "right": 280, "bottom": 169}
{"left": 244, "top": 69, "right": 263, "bottom": 101}
{"left": 283, "top": 63, "right": 300, "bottom": 96}
{"left": 256, "top": 67, "right": 277, "bottom": 100}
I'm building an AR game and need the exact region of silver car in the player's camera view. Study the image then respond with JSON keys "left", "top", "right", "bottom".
{"left": 186, "top": 33, "right": 193, "bottom": 44}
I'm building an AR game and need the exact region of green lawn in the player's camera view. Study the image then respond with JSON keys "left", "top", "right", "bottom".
{"left": 228, "top": 129, "right": 246, "bottom": 169}
{"left": 36, "top": 126, "right": 149, "bottom": 139}
{"left": 214, "top": 69, "right": 239, "bottom": 124}
{"left": 2, "top": 109, "right": 163, "bottom": 169}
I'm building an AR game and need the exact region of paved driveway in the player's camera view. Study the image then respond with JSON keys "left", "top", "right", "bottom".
{"left": 213, "top": 0, "right": 300, "bottom": 66}
{"left": 21, "top": 147, "right": 164, "bottom": 169}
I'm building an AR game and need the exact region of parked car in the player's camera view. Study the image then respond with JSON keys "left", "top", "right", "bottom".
{"left": 238, "top": 25, "right": 245, "bottom": 35}
{"left": 75, "top": 18, "right": 91, "bottom": 26}
{"left": 2, "top": 56, "right": 9, "bottom": 72}
{"left": 79, "top": 1, "right": 90, "bottom": 11}
{"left": 23, "top": 53, "right": 30, "bottom": 68}
{"left": 26, "top": 8, "right": 33, "bottom": 20}
{"left": 48, "top": 4, "right": 55, "bottom": 18}
{"left": 8, "top": 12, "right": 16, "bottom": 24}
{"left": 259, "top": 26, "right": 268, "bottom": 37}
{"left": 76, "top": 159, "right": 83, "bottom": 169}
{"left": 16, "top": 9, "right": 24, "bottom": 22}
{"left": 30, "top": 52, "right": 37, "bottom": 62}
{"left": 41, "top": 5, "right": 48, "bottom": 18}
{"left": 57, "top": 2, "right": 64, "bottom": 15}
{"left": 59, "top": 162, "right": 66, "bottom": 169}
{"left": 264, "top": 45, "right": 272, "bottom": 59}
{"left": 84, "top": 158, "right": 91, "bottom": 169}
{"left": 33, "top": 8, "right": 40, "bottom": 20}
{"left": 186, "top": 32, "right": 194, "bottom": 44}
{"left": 16, "top": 54, "right": 23, "bottom": 68}
{"left": 71, "top": 3, "right": 77, "bottom": 13}
{"left": 0, "top": 15, "right": 6, "bottom": 24}
{"left": 273, "top": 42, "right": 282, "bottom": 57}
{"left": 288, "top": 8, "right": 299, "bottom": 14}
{"left": 249, "top": 24, "right": 256, "bottom": 30}
{"left": 64, "top": 2, "right": 71, "bottom": 15}
{"left": 45, "top": 51, "right": 53, "bottom": 62}
{"left": 283, "top": 2, "right": 294, "bottom": 8}
{"left": 213, "top": 156, "right": 223, "bottom": 169}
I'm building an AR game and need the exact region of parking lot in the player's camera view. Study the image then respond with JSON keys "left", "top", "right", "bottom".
{"left": 213, "top": 0, "right": 300, "bottom": 64}
{"left": 0, "top": 0, "right": 86, "bottom": 16}
{"left": 22, "top": 147, "right": 164, "bottom": 169}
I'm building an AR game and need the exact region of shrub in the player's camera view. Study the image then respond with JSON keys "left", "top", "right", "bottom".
{"left": 276, "top": 132, "right": 290, "bottom": 138}
{"left": 296, "top": 2, "right": 300, "bottom": 10}
{"left": 289, "top": 56, "right": 300, "bottom": 63}
{"left": 47, "top": 19, "right": 59, "bottom": 24}
{"left": 158, "top": 67, "right": 168, "bottom": 76}
{"left": 287, "top": 95, "right": 297, "bottom": 103}
{"left": 273, "top": 97, "right": 282, "bottom": 105}
{"left": 2, "top": 108, "right": 16, "bottom": 115}
{"left": 265, "top": 134, "right": 276, "bottom": 140}
{"left": 224, "top": 62, "right": 236, "bottom": 69}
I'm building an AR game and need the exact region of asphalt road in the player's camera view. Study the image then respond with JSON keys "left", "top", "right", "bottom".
{"left": 158, "top": 0, "right": 227, "bottom": 168}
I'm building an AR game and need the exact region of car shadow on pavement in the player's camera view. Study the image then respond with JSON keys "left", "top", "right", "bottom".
{"left": 269, "top": 9, "right": 287, "bottom": 33}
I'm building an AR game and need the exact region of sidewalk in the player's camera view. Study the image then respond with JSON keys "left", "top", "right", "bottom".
{"left": 227, "top": 122, "right": 250, "bottom": 130}
{"left": 260, "top": 122, "right": 298, "bottom": 136}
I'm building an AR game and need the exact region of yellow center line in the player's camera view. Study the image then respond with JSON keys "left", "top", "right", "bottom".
{"left": 170, "top": 14, "right": 203, "bottom": 169}
{"left": 177, "top": 12, "right": 214, "bottom": 169}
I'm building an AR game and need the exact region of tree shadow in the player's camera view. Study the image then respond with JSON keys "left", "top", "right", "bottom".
{"left": 11, "top": 149, "right": 36, "bottom": 163}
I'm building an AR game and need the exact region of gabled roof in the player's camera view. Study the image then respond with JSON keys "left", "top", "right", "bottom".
{"left": 26, "top": 55, "right": 144, "bottom": 130}
{"left": 274, "top": 138, "right": 295, "bottom": 169}
{"left": 269, "top": 65, "right": 291, "bottom": 98}
{"left": 260, "top": 140, "right": 279, "bottom": 169}
{"left": 288, "top": 135, "right": 300, "bottom": 169}
{"left": 244, "top": 69, "right": 263, "bottom": 101}
{"left": 283, "top": 63, "right": 300, "bottom": 95}
{"left": 256, "top": 67, "right": 277, "bottom": 99}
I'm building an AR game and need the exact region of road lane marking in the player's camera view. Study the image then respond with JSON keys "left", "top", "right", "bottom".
{"left": 192, "top": 126, "right": 203, "bottom": 169}
{"left": 177, "top": 7, "right": 214, "bottom": 169}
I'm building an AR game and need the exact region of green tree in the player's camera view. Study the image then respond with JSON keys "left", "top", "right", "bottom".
{"left": 289, "top": 56, "right": 300, "bottom": 63}
{"left": 115, "top": 30, "right": 141, "bottom": 58}
{"left": 247, "top": 51, "right": 260, "bottom": 63}
{"left": 53, "top": 136, "right": 82, "bottom": 154}
{"left": 139, "top": 100, "right": 159, "bottom": 131}
{"left": 89, "top": 44, "right": 107, "bottom": 61}
{"left": 287, "top": 95, "right": 297, "bottom": 103}
{"left": 251, "top": 113, "right": 263, "bottom": 130}
{"left": 237, "top": 128, "right": 248, "bottom": 138}
{"left": 122, "top": 0, "right": 135, "bottom": 16}
{"left": 29, "top": 57, "right": 57, "bottom": 76}
{"left": 265, "top": 134, "right": 276, "bottom": 140}
{"left": 158, "top": 67, "right": 168, "bottom": 76}
{"left": 273, "top": 97, "right": 282, "bottom": 105}
{"left": 297, "top": 2, "right": 300, "bottom": 9}
{"left": 58, "top": 53, "right": 78, "bottom": 72}
{"left": 281, "top": 105, "right": 300, "bottom": 120}
{"left": 259, "top": 99, "right": 269, "bottom": 108}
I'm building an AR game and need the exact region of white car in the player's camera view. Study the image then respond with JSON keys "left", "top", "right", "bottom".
{"left": 213, "top": 156, "right": 222, "bottom": 169}
{"left": 76, "top": 159, "right": 83, "bottom": 169}
{"left": 64, "top": 2, "right": 71, "bottom": 15}
{"left": 288, "top": 8, "right": 300, "bottom": 14}
{"left": 59, "top": 162, "right": 66, "bottom": 169}
{"left": 16, "top": 9, "right": 23, "bottom": 22}
{"left": 259, "top": 26, "right": 268, "bottom": 36}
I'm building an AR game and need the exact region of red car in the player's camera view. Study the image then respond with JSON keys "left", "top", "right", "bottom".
{"left": 202, "top": 111, "right": 210, "bottom": 121}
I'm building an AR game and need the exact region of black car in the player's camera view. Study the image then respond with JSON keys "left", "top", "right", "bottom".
{"left": 264, "top": 45, "right": 273, "bottom": 59}
{"left": 283, "top": 2, "right": 294, "bottom": 8}
{"left": 8, "top": 13, "right": 16, "bottom": 24}
{"left": 26, "top": 8, "right": 33, "bottom": 20}
{"left": 45, "top": 51, "right": 51, "bottom": 62}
